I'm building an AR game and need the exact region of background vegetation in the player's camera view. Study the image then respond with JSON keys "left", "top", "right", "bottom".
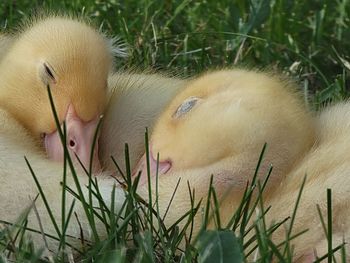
{"left": 1, "top": 0, "right": 350, "bottom": 107}
{"left": 0, "top": 0, "right": 349, "bottom": 262}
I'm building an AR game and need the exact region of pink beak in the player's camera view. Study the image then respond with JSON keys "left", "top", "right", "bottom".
{"left": 44, "top": 104, "right": 101, "bottom": 173}
{"left": 132, "top": 147, "right": 172, "bottom": 186}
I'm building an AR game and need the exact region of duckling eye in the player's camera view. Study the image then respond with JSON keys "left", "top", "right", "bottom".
{"left": 173, "top": 97, "right": 200, "bottom": 118}
{"left": 43, "top": 63, "right": 56, "bottom": 81}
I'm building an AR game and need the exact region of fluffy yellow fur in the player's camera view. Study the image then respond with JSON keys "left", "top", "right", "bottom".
{"left": 265, "top": 102, "right": 350, "bottom": 261}
{"left": 0, "top": 33, "right": 13, "bottom": 59}
{"left": 0, "top": 16, "right": 113, "bottom": 137}
{"left": 137, "top": 69, "right": 315, "bottom": 239}
{"left": 100, "top": 71, "right": 187, "bottom": 172}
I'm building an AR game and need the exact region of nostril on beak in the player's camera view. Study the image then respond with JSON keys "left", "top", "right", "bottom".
{"left": 69, "top": 139, "right": 76, "bottom": 148}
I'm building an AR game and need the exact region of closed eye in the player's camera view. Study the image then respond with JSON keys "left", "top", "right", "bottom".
{"left": 43, "top": 62, "right": 56, "bottom": 82}
{"left": 173, "top": 96, "right": 201, "bottom": 118}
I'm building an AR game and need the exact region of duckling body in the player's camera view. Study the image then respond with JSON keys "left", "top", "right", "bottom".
{"left": 266, "top": 102, "right": 350, "bottom": 262}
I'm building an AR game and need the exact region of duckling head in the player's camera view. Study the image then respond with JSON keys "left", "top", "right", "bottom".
{"left": 134, "top": 69, "right": 314, "bottom": 194}
{"left": 0, "top": 17, "right": 117, "bottom": 171}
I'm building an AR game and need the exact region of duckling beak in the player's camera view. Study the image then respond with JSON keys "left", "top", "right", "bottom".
{"left": 44, "top": 104, "right": 101, "bottom": 173}
{"left": 132, "top": 147, "right": 172, "bottom": 186}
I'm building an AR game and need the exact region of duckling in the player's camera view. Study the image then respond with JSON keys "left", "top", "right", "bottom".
{"left": 0, "top": 15, "right": 118, "bottom": 171}
{"left": 134, "top": 69, "right": 315, "bottom": 238}
{"left": 0, "top": 15, "right": 124, "bottom": 251}
{"left": 265, "top": 102, "right": 350, "bottom": 262}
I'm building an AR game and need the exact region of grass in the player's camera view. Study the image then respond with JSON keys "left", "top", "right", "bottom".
{"left": 0, "top": 0, "right": 349, "bottom": 262}
{"left": 1, "top": 0, "right": 350, "bottom": 106}
{"left": 2, "top": 134, "right": 344, "bottom": 262}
